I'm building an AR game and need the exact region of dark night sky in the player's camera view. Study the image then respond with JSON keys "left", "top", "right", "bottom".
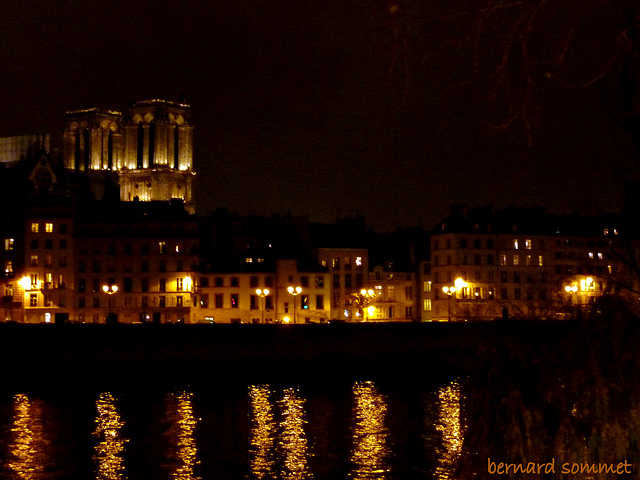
{"left": 0, "top": 0, "right": 635, "bottom": 231}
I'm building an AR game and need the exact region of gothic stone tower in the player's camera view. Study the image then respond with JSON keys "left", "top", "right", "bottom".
{"left": 63, "top": 99, "right": 195, "bottom": 213}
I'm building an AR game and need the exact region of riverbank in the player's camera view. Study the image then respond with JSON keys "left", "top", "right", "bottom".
{"left": 0, "top": 319, "right": 634, "bottom": 391}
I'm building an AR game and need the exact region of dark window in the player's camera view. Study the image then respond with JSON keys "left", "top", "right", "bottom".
{"left": 333, "top": 274, "right": 340, "bottom": 288}
{"left": 141, "top": 260, "right": 149, "bottom": 272}
{"left": 200, "top": 277, "right": 209, "bottom": 288}
{"left": 124, "top": 243, "right": 132, "bottom": 254}
{"left": 316, "top": 295, "right": 324, "bottom": 309}
{"left": 265, "top": 276, "right": 274, "bottom": 288}
{"left": 141, "top": 244, "right": 149, "bottom": 255}
{"left": 231, "top": 277, "right": 239, "bottom": 287}
{"left": 473, "top": 239, "right": 481, "bottom": 249}
{"left": 344, "top": 275, "right": 352, "bottom": 288}
{"left": 500, "top": 272, "right": 507, "bottom": 283}
{"left": 301, "top": 295, "right": 309, "bottom": 310}
{"left": 159, "top": 296, "right": 166, "bottom": 307}
{"left": 315, "top": 276, "right": 324, "bottom": 288}
{"left": 250, "top": 276, "right": 259, "bottom": 288}
{"left": 513, "top": 272, "right": 521, "bottom": 283}
{"left": 78, "top": 297, "right": 85, "bottom": 308}
{"left": 108, "top": 242, "right": 116, "bottom": 254}
{"left": 93, "top": 278, "right": 100, "bottom": 292}
{"left": 159, "top": 260, "right": 166, "bottom": 272}
{"left": 60, "top": 224, "right": 67, "bottom": 234}
{"left": 60, "top": 239, "right": 67, "bottom": 249}
{"left": 45, "top": 239, "right": 53, "bottom": 249}
{"left": 141, "top": 278, "right": 149, "bottom": 292}
{"left": 93, "top": 297, "right": 100, "bottom": 308}
{"left": 78, "top": 279, "right": 86, "bottom": 293}
{"left": 487, "top": 239, "right": 494, "bottom": 249}
{"left": 300, "top": 276, "right": 309, "bottom": 288}
{"left": 215, "top": 277, "right": 224, "bottom": 287}
{"left": 176, "top": 260, "right": 183, "bottom": 272}
{"left": 159, "top": 278, "right": 166, "bottom": 292}
{"left": 250, "top": 295, "right": 258, "bottom": 309}
{"left": 356, "top": 274, "right": 363, "bottom": 288}
{"left": 31, "top": 239, "right": 38, "bottom": 249}
{"left": 92, "top": 260, "right": 101, "bottom": 273}
{"left": 124, "top": 278, "right": 132, "bottom": 293}
{"left": 215, "top": 294, "right": 223, "bottom": 308}
{"left": 265, "top": 296, "right": 273, "bottom": 310}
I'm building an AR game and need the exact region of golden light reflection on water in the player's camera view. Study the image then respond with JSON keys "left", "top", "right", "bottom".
{"left": 93, "top": 392, "right": 127, "bottom": 480}
{"left": 248, "top": 385, "right": 312, "bottom": 480}
{"left": 167, "top": 391, "right": 200, "bottom": 480}
{"left": 350, "top": 381, "right": 390, "bottom": 479}
{"left": 249, "top": 385, "right": 275, "bottom": 479}
{"left": 435, "top": 380, "right": 463, "bottom": 480}
{"left": 278, "top": 388, "right": 312, "bottom": 480}
{"left": 7, "top": 393, "right": 48, "bottom": 479}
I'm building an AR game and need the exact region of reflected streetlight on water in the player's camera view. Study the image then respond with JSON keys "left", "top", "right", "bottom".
{"left": 166, "top": 391, "right": 200, "bottom": 480}
{"left": 249, "top": 385, "right": 275, "bottom": 479}
{"left": 7, "top": 393, "right": 48, "bottom": 479}
{"left": 435, "top": 380, "right": 463, "bottom": 480}
{"left": 350, "top": 381, "right": 391, "bottom": 479}
{"left": 93, "top": 392, "right": 127, "bottom": 480}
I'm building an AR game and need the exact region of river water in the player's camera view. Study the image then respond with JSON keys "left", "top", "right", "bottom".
{"left": 0, "top": 377, "right": 463, "bottom": 480}
{"left": 1, "top": 321, "right": 639, "bottom": 479}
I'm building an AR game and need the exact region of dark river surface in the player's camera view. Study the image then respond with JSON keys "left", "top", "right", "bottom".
{"left": 0, "top": 321, "right": 638, "bottom": 479}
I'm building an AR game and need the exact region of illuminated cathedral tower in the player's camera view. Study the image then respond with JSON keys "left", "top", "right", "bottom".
{"left": 63, "top": 99, "right": 195, "bottom": 213}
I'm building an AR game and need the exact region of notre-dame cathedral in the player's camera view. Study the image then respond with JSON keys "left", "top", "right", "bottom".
{"left": 62, "top": 99, "right": 195, "bottom": 213}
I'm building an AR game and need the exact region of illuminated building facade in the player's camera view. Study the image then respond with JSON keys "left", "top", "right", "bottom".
{"left": 426, "top": 207, "right": 628, "bottom": 321}
{"left": 366, "top": 265, "right": 415, "bottom": 322}
{"left": 72, "top": 201, "right": 199, "bottom": 324}
{"left": 317, "top": 248, "right": 369, "bottom": 321}
{"left": 63, "top": 99, "right": 195, "bottom": 213}
{"left": 193, "top": 260, "right": 330, "bottom": 324}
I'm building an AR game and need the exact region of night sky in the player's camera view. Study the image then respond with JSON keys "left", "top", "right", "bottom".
{"left": 0, "top": 0, "right": 635, "bottom": 231}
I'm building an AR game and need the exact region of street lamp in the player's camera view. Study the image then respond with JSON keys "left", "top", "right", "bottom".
{"left": 102, "top": 284, "right": 118, "bottom": 323}
{"left": 256, "top": 288, "right": 270, "bottom": 324}
{"left": 20, "top": 276, "right": 30, "bottom": 323}
{"left": 442, "top": 278, "right": 468, "bottom": 322}
{"left": 287, "top": 286, "right": 302, "bottom": 324}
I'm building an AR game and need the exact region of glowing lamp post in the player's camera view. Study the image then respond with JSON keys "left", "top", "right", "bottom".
{"left": 287, "top": 286, "right": 302, "bottom": 324}
{"left": 20, "top": 276, "right": 31, "bottom": 323}
{"left": 256, "top": 288, "right": 270, "bottom": 324}
{"left": 442, "top": 278, "right": 468, "bottom": 322}
{"left": 102, "top": 284, "right": 118, "bottom": 323}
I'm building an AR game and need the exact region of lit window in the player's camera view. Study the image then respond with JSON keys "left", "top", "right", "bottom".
{"left": 513, "top": 255, "right": 519, "bottom": 266}
{"left": 500, "top": 254, "right": 507, "bottom": 266}
{"left": 614, "top": 229, "right": 618, "bottom": 235}
{"left": 159, "top": 241, "right": 166, "bottom": 254}
{"left": 177, "top": 278, "right": 184, "bottom": 291}
{"left": 526, "top": 255, "right": 532, "bottom": 266}
{"left": 608, "top": 265, "right": 612, "bottom": 274}
{"left": 45, "top": 223, "right": 53, "bottom": 233}
{"left": 175, "top": 244, "right": 182, "bottom": 253}
{"left": 424, "top": 281, "right": 431, "bottom": 293}
{"left": 31, "top": 223, "right": 39, "bottom": 233}
{"left": 604, "top": 228, "right": 609, "bottom": 235}
{"left": 424, "top": 299, "right": 432, "bottom": 312}
{"left": 30, "top": 255, "right": 38, "bottom": 267}
{"left": 525, "top": 239, "right": 531, "bottom": 250}
{"left": 332, "top": 258, "right": 340, "bottom": 269}
{"left": 4, "top": 238, "right": 14, "bottom": 251}
{"left": 598, "top": 253, "right": 604, "bottom": 260}
{"left": 538, "top": 255, "right": 544, "bottom": 266}
{"left": 588, "top": 252, "right": 594, "bottom": 259}
{"left": 513, "top": 239, "right": 519, "bottom": 250}
{"left": 355, "top": 256, "right": 363, "bottom": 267}
{"left": 245, "top": 257, "right": 253, "bottom": 263}
{"left": 45, "top": 273, "right": 52, "bottom": 284}
{"left": 29, "top": 293, "right": 37, "bottom": 307}
{"left": 4, "top": 261, "right": 12, "bottom": 274}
